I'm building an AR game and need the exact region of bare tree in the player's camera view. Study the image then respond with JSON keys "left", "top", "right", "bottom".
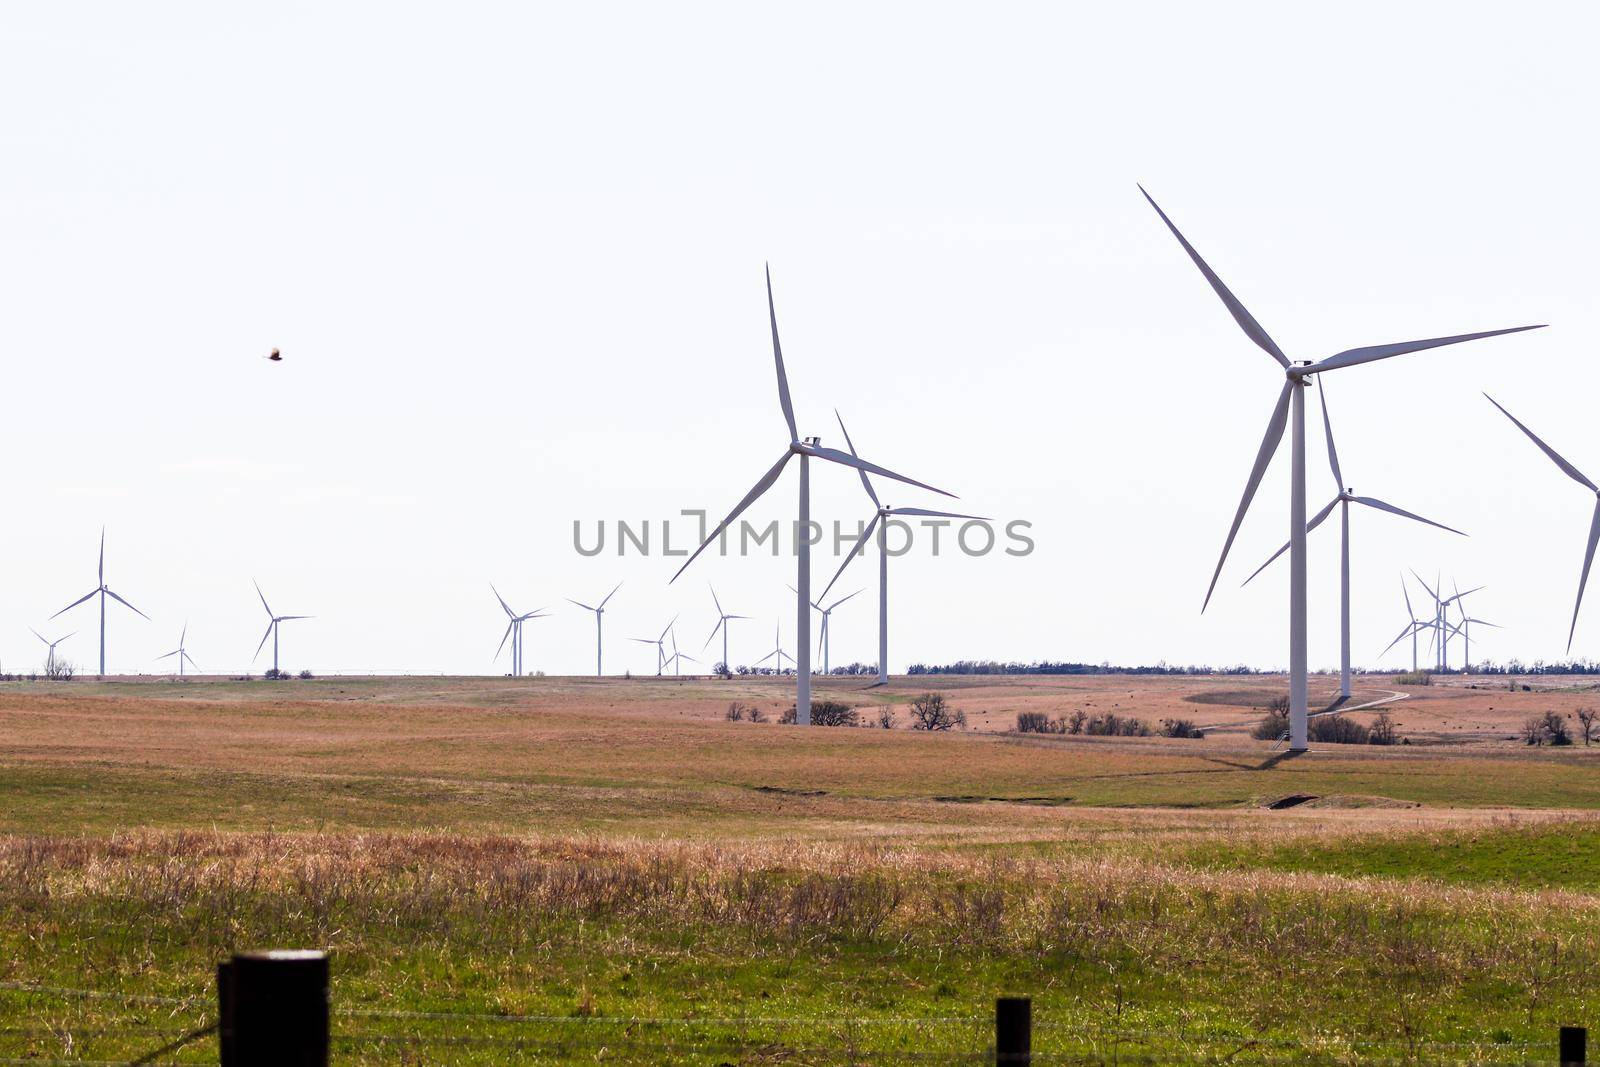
{"left": 1577, "top": 707, "right": 1596, "bottom": 747}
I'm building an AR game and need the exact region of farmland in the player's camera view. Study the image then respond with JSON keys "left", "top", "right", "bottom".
{"left": 2, "top": 672, "right": 1598, "bottom": 1063}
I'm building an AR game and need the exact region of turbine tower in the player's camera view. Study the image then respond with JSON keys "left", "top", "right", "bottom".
{"left": 155, "top": 622, "right": 199, "bottom": 678}
{"left": 252, "top": 581, "right": 312, "bottom": 674}
{"left": 630, "top": 615, "right": 678, "bottom": 676}
{"left": 52, "top": 528, "right": 148, "bottom": 678}
{"left": 30, "top": 628, "right": 74, "bottom": 675}
{"left": 492, "top": 585, "right": 547, "bottom": 677}
{"left": 702, "top": 585, "right": 748, "bottom": 674}
{"left": 823, "top": 413, "right": 986, "bottom": 684}
{"left": 1486, "top": 395, "right": 1600, "bottom": 652}
{"left": 671, "top": 267, "right": 955, "bottom": 724}
{"left": 1242, "top": 381, "right": 1465, "bottom": 697}
{"left": 567, "top": 582, "right": 622, "bottom": 677}
{"left": 1142, "top": 185, "right": 1541, "bottom": 750}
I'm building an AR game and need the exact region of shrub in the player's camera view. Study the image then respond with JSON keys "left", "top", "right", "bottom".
{"left": 1394, "top": 671, "right": 1432, "bottom": 686}
{"left": 1252, "top": 708, "right": 1290, "bottom": 741}
{"left": 782, "top": 700, "right": 858, "bottom": 726}
{"left": 298, "top": 669, "right": 314, "bottom": 680}
{"left": 1309, "top": 714, "right": 1370, "bottom": 745}
{"left": 713, "top": 661, "right": 732, "bottom": 679}
{"left": 1066, "top": 709, "right": 1087, "bottom": 735}
{"left": 876, "top": 705, "right": 894, "bottom": 730}
{"left": 1016, "top": 711, "right": 1052, "bottom": 734}
{"left": 748, "top": 705, "right": 768, "bottom": 723}
{"left": 1083, "top": 712, "right": 1150, "bottom": 737}
{"left": 263, "top": 668, "right": 289, "bottom": 681}
{"left": 1369, "top": 710, "right": 1398, "bottom": 746}
{"left": 44, "top": 658, "right": 75, "bottom": 681}
{"left": 1577, "top": 707, "right": 1596, "bottom": 746}
{"left": 725, "top": 702, "right": 748, "bottom": 722}
{"left": 1160, "top": 718, "right": 1204, "bottom": 739}
{"left": 1525, "top": 711, "right": 1573, "bottom": 746}
{"left": 908, "top": 693, "right": 965, "bottom": 731}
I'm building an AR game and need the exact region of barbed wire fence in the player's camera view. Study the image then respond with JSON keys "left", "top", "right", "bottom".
{"left": 0, "top": 966, "right": 1588, "bottom": 1066}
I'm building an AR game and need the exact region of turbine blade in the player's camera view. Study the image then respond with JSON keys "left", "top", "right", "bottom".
{"left": 1138, "top": 185, "right": 1288, "bottom": 367}
{"left": 51, "top": 588, "right": 100, "bottom": 619}
{"left": 1568, "top": 498, "right": 1600, "bottom": 653}
{"left": 253, "top": 621, "right": 274, "bottom": 662}
{"left": 277, "top": 615, "right": 312, "bottom": 621}
{"left": 98, "top": 527, "right": 105, "bottom": 586}
{"left": 835, "top": 411, "right": 880, "bottom": 508}
{"left": 1310, "top": 325, "right": 1544, "bottom": 374}
{"left": 658, "top": 613, "right": 679, "bottom": 642}
{"left": 709, "top": 584, "right": 724, "bottom": 618}
{"left": 767, "top": 264, "right": 798, "bottom": 442}
{"left": 1402, "top": 574, "right": 1415, "bottom": 620}
{"left": 820, "top": 512, "right": 882, "bottom": 603}
{"left": 1409, "top": 569, "right": 1440, "bottom": 603}
{"left": 183, "top": 651, "right": 200, "bottom": 670}
{"left": 104, "top": 588, "right": 150, "bottom": 620}
{"left": 671, "top": 451, "right": 794, "bottom": 583}
{"left": 1352, "top": 497, "right": 1466, "bottom": 537}
{"left": 254, "top": 580, "right": 273, "bottom": 619}
{"left": 491, "top": 583, "right": 515, "bottom": 618}
{"left": 829, "top": 588, "right": 864, "bottom": 610}
{"left": 599, "top": 581, "right": 623, "bottom": 609}
{"left": 1484, "top": 394, "right": 1598, "bottom": 492}
{"left": 1380, "top": 622, "right": 1419, "bottom": 657}
{"left": 30, "top": 628, "right": 47, "bottom": 645}
{"left": 1241, "top": 495, "right": 1341, "bottom": 588}
{"left": 1203, "top": 380, "right": 1293, "bottom": 611}
{"left": 887, "top": 507, "right": 990, "bottom": 520}
{"left": 495, "top": 621, "right": 514, "bottom": 660}
{"left": 703, "top": 617, "right": 724, "bottom": 652}
{"left": 155, "top": 649, "right": 180, "bottom": 660}
{"left": 1318, "top": 379, "right": 1343, "bottom": 491}
{"left": 808, "top": 445, "right": 955, "bottom": 499}
{"left": 567, "top": 600, "right": 597, "bottom": 612}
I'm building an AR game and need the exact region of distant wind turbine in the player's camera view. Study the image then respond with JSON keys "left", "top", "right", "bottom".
{"left": 252, "top": 581, "right": 312, "bottom": 674}
{"left": 155, "top": 622, "right": 199, "bottom": 677}
{"left": 30, "top": 628, "right": 74, "bottom": 675}
{"left": 1450, "top": 579, "right": 1499, "bottom": 669}
{"left": 1486, "top": 394, "right": 1600, "bottom": 652}
{"left": 52, "top": 528, "right": 149, "bottom": 678}
{"left": 1142, "top": 185, "right": 1542, "bottom": 749}
{"left": 630, "top": 615, "right": 679, "bottom": 675}
{"left": 1243, "top": 381, "right": 1464, "bottom": 697}
{"left": 1380, "top": 575, "right": 1431, "bottom": 672}
{"left": 792, "top": 584, "right": 864, "bottom": 676}
{"left": 664, "top": 628, "right": 698, "bottom": 676}
{"left": 568, "top": 582, "right": 622, "bottom": 677}
{"left": 820, "top": 413, "right": 985, "bottom": 684}
{"left": 702, "top": 585, "right": 749, "bottom": 673}
{"left": 752, "top": 622, "right": 794, "bottom": 673}
{"left": 671, "top": 267, "right": 955, "bottom": 724}
{"left": 492, "top": 584, "right": 547, "bottom": 677}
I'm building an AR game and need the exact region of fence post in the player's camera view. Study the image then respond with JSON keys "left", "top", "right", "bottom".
{"left": 996, "top": 996, "right": 1030, "bottom": 1065}
{"left": 1562, "top": 1026, "right": 1587, "bottom": 1066}
{"left": 224, "top": 950, "right": 329, "bottom": 1066}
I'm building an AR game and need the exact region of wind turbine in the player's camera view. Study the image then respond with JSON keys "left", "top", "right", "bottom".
{"left": 664, "top": 628, "right": 698, "bottom": 676}
{"left": 630, "top": 615, "right": 678, "bottom": 675}
{"left": 155, "top": 622, "right": 199, "bottom": 677}
{"left": 752, "top": 622, "right": 794, "bottom": 674}
{"left": 702, "top": 585, "right": 749, "bottom": 674}
{"left": 30, "top": 628, "right": 74, "bottom": 675}
{"left": 1380, "top": 575, "right": 1431, "bottom": 672}
{"left": 252, "top": 581, "right": 311, "bottom": 674}
{"left": 567, "top": 582, "right": 622, "bottom": 677}
{"left": 1242, "top": 381, "right": 1465, "bottom": 697}
{"left": 1450, "top": 580, "right": 1499, "bottom": 669}
{"left": 52, "top": 528, "right": 149, "bottom": 678}
{"left": 1486, "top": 395, "right": 1600, "bottom": 652}
{"left": 492, "top": 585, "right": 547, "bottom": 677}
{"left": 792, "top": 585, "right": 864, "bottom": 676}
{"left": 671, "top": 267, "right": 955, "bottom": 724}
{"left": 820, "top": 413, "right": 986, "bottom": 685}
{"left": 1142, "top": 185, "right": 1542, "bottom": 750}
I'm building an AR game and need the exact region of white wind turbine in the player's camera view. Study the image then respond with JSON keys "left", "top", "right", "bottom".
{"left": 1410, "top": 572, "right": 1483, "bottom": 671}
{"left": 752, "top": 622, "right": 795, "bottom": 673}
{"left": 52, "top": 528, "right": 149, "bottom": 678}
{"left": 155, "top": 622, "right": 199, "bottom": 677}
{"left": 1450, "top": 580, "right": 1499, "bottom": 669}
{"left": 568, "top": 581, "right": 622, "bottom": 677}
{"left": 492, "top": 585, "right": 547, "bottom": 677}
{"left": 1380, "top": 575, "right": 1431, "bottom": 672}
{"left": 820, "top": 413, "right": 986, "bottom": 685}
{"left": 1142, "top": 185, "right": 1542, "bottom": 750}
{"left": 30, "top": 628, "right": 74, "bottom": 675}
{"left": 1242, "top": 381, "right": 1465, "bottom": 697}
{"left": 672, "top": 267, "right": 955, "bottom": 724}
{"left": 252, "top": 581, "right": 312, "bottom": 674}
{"left": 702, "top": 585, "right": 749, "bottom": 674}
{"left": 664, "top": 629, "right": 698, "bottom": 676}
{"left": 791, "top": 585, "right": 864, "bottom": 676}
{"left": 630, "top": 615, "right": 678, "bottom": 675}
{"left": 1486, "top": 394, "right": 1600, "bottom": 653}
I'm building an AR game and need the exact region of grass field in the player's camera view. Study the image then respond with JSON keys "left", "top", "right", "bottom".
{"left": 2, "top": 673, "right": 1598, "bottom": 1063}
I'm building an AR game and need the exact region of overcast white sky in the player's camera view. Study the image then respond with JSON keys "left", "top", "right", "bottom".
{"left": 1, "top": 2, "right": 1596, "bottom": 677}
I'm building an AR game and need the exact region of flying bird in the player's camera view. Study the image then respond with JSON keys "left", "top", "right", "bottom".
{"left": 266, "top": 348, "right": 282, "bottom": 362}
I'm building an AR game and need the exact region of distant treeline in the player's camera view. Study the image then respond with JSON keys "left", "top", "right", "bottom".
{"left": 906, "top": 658, "right": 1600, "bottom": 677}
{"left": 906, "top": 661, "right": 1264, "bottom": 676}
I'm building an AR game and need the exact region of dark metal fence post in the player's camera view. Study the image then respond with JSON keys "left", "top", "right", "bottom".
{"left": 996, "top": 996, "right": 1031, "bottom": 1065}
{"left": 1562, "top": 1026, "right": 1587, "bottom": 1066}
{"left": 227, "top": 950, "right": 329, "bottom": 1066}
